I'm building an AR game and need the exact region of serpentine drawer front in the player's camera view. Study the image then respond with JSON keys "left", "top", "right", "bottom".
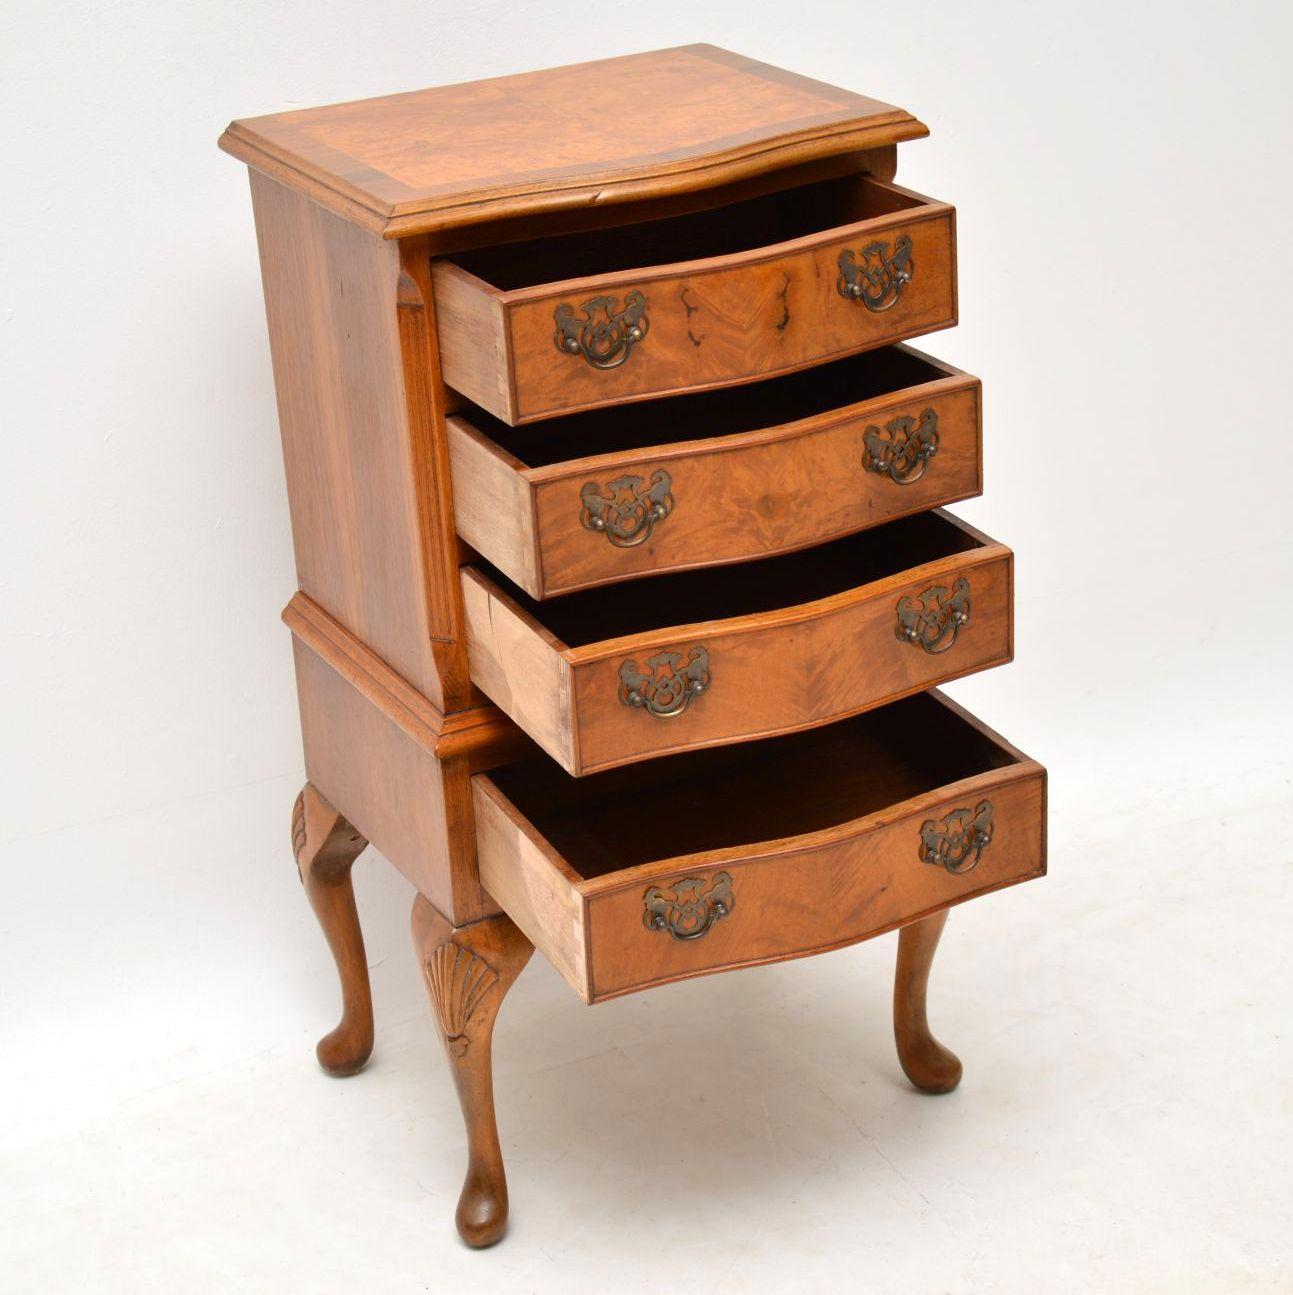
{"left": 448, "top": 344, "right": 981, "bottom": 598}
{"left": 473, "top": 691, "right": 1046, "bottom": 1003}
{"left": 461, "top": 509, "right": 1012, "bottom": 776}
{"left": 432, "top": 173, "right": 956, "bottom": 425}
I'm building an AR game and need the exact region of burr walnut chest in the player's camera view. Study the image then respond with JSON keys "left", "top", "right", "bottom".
{"left": 220, "top": 44, "right": 1046, "bottom": 1248}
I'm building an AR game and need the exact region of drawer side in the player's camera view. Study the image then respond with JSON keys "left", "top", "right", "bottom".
{"left": 448, "top": 417, "right": 542, "bottom": 596}
{"left": 461, "top": 568, "right": 578, "bottom": 771}
{"left": 473, "top": 778, "right": 589, "bottom": 998}
{"left": 432, "top": 261, "right": 515, "bottom": 421}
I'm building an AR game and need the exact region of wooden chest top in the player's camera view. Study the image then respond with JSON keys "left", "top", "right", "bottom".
{"left": 218, "top": 45, "right": 925, "bottom": 238}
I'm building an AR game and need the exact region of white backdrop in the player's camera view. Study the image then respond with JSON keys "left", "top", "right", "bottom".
{"left": 3, "top": 3, "right": 1291, "bottom": 1292}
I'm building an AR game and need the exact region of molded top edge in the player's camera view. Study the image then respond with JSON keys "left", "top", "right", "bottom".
{"left": 219, "top": 45, "right": 927, "bottom": 238}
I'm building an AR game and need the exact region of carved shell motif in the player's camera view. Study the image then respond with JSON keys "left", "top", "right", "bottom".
{"left": 290, "top": 792, "right": 307, "bottom": 879}
{"left": 427, "top": 942, "right": 498, "bottom": 1056}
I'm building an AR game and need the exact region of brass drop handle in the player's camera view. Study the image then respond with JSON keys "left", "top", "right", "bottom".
{"left": 918, "top": 801, "right": 994, "bottom": 874}
{"left": 554, "top": 291, "right": 649, "bottom": 369}
{"left": 643, "top": 872, "right": 734, "bottom": 940}
{"left": 618, "top": 646, "right": 711, "bottom": 718}
{"left": 863, "top": 409, "right": 939, "bottom": 484}
{"left": 895, "top": 577, "right": 970, "bottom": 654}
{"left": 836, "top": 235, "right": 914, "bottom": 312}
{"left": 580, "top": 469, "right": 674, "bottom": 547}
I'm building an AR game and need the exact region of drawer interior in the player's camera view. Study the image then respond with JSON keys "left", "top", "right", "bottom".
{"left": 448, "top": 174, "right": 927, "bottom": 291}
{"left": 488, "top": 694, "right": 1020, "bottom": 878}
{"left": 462, "top": 345, "right": 952, "bottom": 466}
{"left": 478, "top": 510, "right": 985, "bottom": 646}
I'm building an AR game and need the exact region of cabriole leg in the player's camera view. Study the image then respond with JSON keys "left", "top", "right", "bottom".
{"left": 411, "top": 896, "right": 533, "bottom": 1248}
{"left": 292, "top": 784, "right": 373, "bottom": 1077}
{"left": 894, "top": 908, "right": 963, "bottom": 1094}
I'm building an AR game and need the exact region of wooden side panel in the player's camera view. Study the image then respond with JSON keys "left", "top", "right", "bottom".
{"left": 447, "top": 417, "right": 541, "bottom": 595}
{"left": 473, "top": 780, "right": 589, "bottom": 997}
{"left": 503, "top": 202, "right": 955, "bottom": 422}
{"left": 292, "top": 636, "right": 495, "bottom": 923}
{"left": 432, "top": 262, "right": 514, "bottom": 421}
{"left": 460, "top": 569, "right": 576, "bottom": 770}
{"left": 584, "top": 765, "right": 1045, "bottom": 1001}
{"left": 569, "top": 547, "right": 1012, "bottom": 774}
{"left": 529, "top": 378, "right": 981, "bottom": 595}
{"left": 250, "top": 172, "right": 454, "bottom": 704}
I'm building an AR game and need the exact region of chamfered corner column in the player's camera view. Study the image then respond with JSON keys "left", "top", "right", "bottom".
{"left": 893, "top": 908, "right": 963, "bottom": 1094}
{"left": 291, "top": 783, "right": 374, "bottom": 1077}
{"left": 411, "top": 895, "right": 533, "bottom": 1248}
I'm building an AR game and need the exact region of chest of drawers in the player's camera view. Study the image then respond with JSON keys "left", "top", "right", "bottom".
{"left": 221, "top": 44, "right": 1046, "bottom": 1248}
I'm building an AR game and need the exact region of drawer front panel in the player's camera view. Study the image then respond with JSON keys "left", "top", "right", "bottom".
{"left": 584, "top": 768, "right": 1044, "bottom": 1001}
{"left": 505, "top": 204, "right": 955, "bottom": 421}
{"left": 530, "top": 381, "right": 980, "bottom": 596}
{"left": 570, "top": 549, "right": 1011, "bottom": 773}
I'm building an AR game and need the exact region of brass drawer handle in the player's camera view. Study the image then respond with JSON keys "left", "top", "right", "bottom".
{"left": 837, "top": 235, "right": 914, "bottom": 312}
{"left": 553, "top": 291, "right": 649, "bottom": 369}
{"left": 580, "top": 469, "right": 674, "bottom": 547}
{"left": 643, "top": 871, "right": 734, "bottom": 940}
{"left": 896, "top": 576, "right": 970, "bottom": 654}
{"left": 864, "top": 409, "right": 939, "bottom": 484}
{"left": 919, "top": 801, "right": 994, "bottom": 874}
{"left": 619, "top": 646, "right": 711, "bottom": 718}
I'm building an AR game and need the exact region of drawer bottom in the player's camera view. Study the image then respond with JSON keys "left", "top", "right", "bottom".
{"left": 474, "top": 691, "right": 1046, "bottom": 1002}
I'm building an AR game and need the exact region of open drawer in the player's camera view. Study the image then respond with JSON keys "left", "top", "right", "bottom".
{"left": 474, "top": 691, "right": 1046, "bottom": 1002}
{"left": 432, "top": 173, "right": 956, "bottom": 424}
{"left": 462, "top": 509, "right": 1012, "bottom": 776}
{"left": 448, "top": 344, "right": 981, "bottom": 598}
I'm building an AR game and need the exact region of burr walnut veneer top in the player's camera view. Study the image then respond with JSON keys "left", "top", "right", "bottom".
{"left": 218, "top": 45, "right": 926, "bottom": 237}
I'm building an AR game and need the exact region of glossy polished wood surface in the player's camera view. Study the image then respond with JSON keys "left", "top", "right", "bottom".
{"left": 463, "top": 510, "right": 1012, "bottom": 774}
{"left": 220, "top": 45, "right": 926, "bottom": 237}
{"left": 473, "top": 693, "right": 1046, "bottom": 1002}
{"left": 434, "top": 175, "right": 955, "bottom": 423}
{"left": 449, "top": 345, "right": 981, "bottom": 597}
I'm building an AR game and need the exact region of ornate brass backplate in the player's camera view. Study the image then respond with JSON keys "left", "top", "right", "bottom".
{"left": 895, "top": 576, "right": 971, "bottom": 654}
{"left": 918, "top": 801, "right": 994, "bottom": 874}
{"left": 580, "top": 469, "right": 674, "bottom": 547}
{"left": 618, "top": 645, "right": 711, "bottom": 718}
{"left": 863, "top": 408, "right": 939, "bottom": 484}
{"left": 553, "top": 291, "right": 649, "bottom": 369}
{"left": 643, "top": 871, "right": 734, "bottom": 940}
{"left": 836, "top": 235, "right": 914, "bottom": 311}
